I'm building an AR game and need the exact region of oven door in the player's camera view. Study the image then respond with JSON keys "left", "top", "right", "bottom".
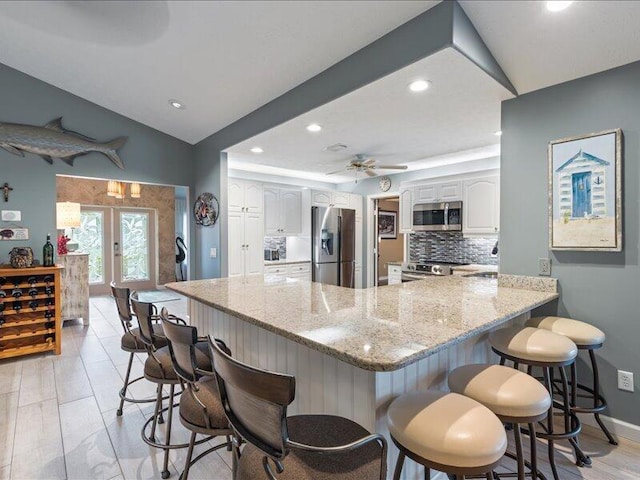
{"left": 412, "top": 202, "right": 462, "bottom": 231}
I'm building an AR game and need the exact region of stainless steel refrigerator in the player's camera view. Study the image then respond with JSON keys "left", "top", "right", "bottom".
{"left": 311, "top": 206, "right": 356, "bottom": 288}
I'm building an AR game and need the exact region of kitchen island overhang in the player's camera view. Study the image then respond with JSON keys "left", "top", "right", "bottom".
{"left": 167, "top": 275, "right": 557, "bottom": 479}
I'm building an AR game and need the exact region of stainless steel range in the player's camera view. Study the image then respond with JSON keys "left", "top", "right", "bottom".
{"left": 401, "top": 261, "right": 469, "bottom": 282}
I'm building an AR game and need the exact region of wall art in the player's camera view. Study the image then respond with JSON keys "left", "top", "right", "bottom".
{"left": 549, "top": 129, "right": 622, "bottom": 251}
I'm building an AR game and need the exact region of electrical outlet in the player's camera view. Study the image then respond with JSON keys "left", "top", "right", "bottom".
{"left": 538, "top": 258, "right": 551, "bottom": 276}
{"left": 618, "top": 370, "right": 634, "bottom": 392}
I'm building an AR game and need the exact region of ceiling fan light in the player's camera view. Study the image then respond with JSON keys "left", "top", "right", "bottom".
{"left": 546, "top": 1, "right": 573, "bottom": 12}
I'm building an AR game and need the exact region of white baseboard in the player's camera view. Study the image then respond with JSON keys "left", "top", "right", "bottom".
{"left": 580, "top": 413, "right": 640, "bottom": 443}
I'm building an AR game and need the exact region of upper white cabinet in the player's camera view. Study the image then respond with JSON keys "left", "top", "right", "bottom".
{"left": 463, "top": 176, "right": 500, "bottom": 235}
{"left": 415, "top": 181, "right": 461, "bottom": 203}
{"left": 229, "top": 179, "right": 263, "bottom": 213}
{"left": 264, "top": 187, "right": 303, "bottom": 236}
{"left": 399, "top": 188, "right": 413, "bottom": 233}
{"left": 311, "top": 190, "right": 350, "bottom": 208}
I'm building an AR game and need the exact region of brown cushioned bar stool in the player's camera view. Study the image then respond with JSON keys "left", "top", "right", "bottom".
{"left": 526, "top": 316, "right": 617, "bottom": 445}
{"left": 130, "top": 293, "right": 213, "bottom": 479}
{"left": 110, "top": 282, "right": 168, "bottom": 416}
{"left": 489, "top": 327, "right": 588, "bottom": 480}
{"left": 387, "top": 390, "right": 508, "bottom": 480}
{"left": 159, "top": 308, "right": 233, "bottom": 480}
{"left": 209, "top": 337, "right": 388, "bottom": 480}
{"left": 449, "top": 364, "right": 551, "bottom": 480}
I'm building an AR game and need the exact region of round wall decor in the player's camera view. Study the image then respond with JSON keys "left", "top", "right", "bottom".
{"left": 193, "top": 192, "right": 219, "bottom": 227}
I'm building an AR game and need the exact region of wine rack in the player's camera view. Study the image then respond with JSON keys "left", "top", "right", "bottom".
{"left": 0, "top": 265, "right": 62, "bottom": 359}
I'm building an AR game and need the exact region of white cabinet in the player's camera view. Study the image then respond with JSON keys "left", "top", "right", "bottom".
{"left": 399, "top": 188, "right": 413, "bottom": 233}
{"left": 463, "top": 176, "right": 500, "bottom": 235}
{"left": 228, "top": 210, "right": 264, "bottom": 277}
{"left": 388, "top": 264, "right": 403, "bottom": 285}
{"left": 415, "top": 181, "right": 461, "bottom": 203}
{"left": 264, "top": 187, "right": 302, "bottom": 235}
{"left": 228, "top": 179, "right": 263, "bottom": 213}
{"left": 355, "top": 265, "right": 362, "bottom": 289}
{"left": 311, "top": 190, "right": 350, "bottom": 208}
{"left": 265, "top": 263, "right": 311, "bottom": 280}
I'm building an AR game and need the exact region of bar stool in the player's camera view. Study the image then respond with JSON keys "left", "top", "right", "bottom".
{"left": 209, "top": 337, "right": 388, "bottom": 480}
{"left": 130, "top": 293, "right": 213, "bottom": 479}
{"left": 448, "top": 364, "right": 551, "bottom": 480}
{"left": 387, "top": 390, "right": 507, "bottom": 480}
{"left": 526, "top": 316, "right": 617, "bottom": 445}
{"left": 110, "top": 283, "right": 167, "bottom": 416}
{"left": 488, "top": 327, "right": 587, "bottom": 480}
{"left": 159, "top": 308, "right": 233, "bottom": 480}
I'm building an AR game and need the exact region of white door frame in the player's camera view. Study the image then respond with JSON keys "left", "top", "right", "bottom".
{"left": 79, "top": 205, "right": 159, "bottom": 294}
{"left": 366, "top": 193, "right": 408, "bottom": 288}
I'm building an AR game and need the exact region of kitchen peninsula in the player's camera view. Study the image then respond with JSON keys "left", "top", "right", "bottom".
{"left": 167, "top": 275, "right": 557, "bottom": 479}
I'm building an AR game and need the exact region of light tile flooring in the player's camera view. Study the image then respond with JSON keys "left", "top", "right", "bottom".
{"left": 0, "top": 294, "right": 638, "bottom": 480}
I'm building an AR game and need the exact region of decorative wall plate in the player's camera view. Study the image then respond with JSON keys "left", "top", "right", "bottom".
{"left": 193, "top": 192, "right": 219, "bottom": 227}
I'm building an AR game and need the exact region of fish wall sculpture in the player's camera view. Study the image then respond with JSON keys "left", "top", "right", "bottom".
{"left": 0, "top": 117, "right": 126, "bottom": 169}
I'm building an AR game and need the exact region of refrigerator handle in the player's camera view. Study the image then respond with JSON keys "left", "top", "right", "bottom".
{"left": 337, "top": 213, "right": 342, "bottom": 285}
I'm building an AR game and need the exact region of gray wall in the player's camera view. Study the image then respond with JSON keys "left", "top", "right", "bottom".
{"left": 501, "top": 60, "right": 640, "bottom": 425}
{"left": 0, "top": 64, "right": 195, "bottom": 272}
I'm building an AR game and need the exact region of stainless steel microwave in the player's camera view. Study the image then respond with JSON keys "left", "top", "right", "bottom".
{"left": 412, "top": 201, "right": 462, "bottom": 231}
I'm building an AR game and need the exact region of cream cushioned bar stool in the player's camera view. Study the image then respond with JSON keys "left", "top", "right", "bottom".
{"left": 526, "top": 316, "right": 617, "bottom": 445}
{"left": 387, "top": 390, "right": 507, "bottom": 480}
{"left": 449, "top": 364, "right": 551, "bottom": 480}
{"left": 489, "top": 327, "right": 587, "bottom": 480}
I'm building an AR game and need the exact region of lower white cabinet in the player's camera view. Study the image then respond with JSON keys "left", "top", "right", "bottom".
{"left": 388, "top": 264, "right": 402, "bottom": 285}
{"left": 265, "top": 262, "right": 311, "bottom": 280}
{"left": 355, "top": 265, "right": 362, "bottom": 289}
{"left": 228, "top": 211, "right": 264, "bottom": 277}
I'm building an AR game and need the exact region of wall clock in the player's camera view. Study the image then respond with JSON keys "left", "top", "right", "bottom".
{"left": 379, "top": 176, "right": 391, "bottom": 192}
{"left": 193, "top": 192, "right": 219, "bottom": 227}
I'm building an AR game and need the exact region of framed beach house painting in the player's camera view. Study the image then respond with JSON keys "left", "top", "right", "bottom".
{"left": 549, "top": 129, "right": 622, "bottom": 251}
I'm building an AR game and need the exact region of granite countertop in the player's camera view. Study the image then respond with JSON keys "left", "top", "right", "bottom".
{"left": 167, "top": 275, "right": 557, "bottom": 372}
{"left": 264, "top": 259, "right": 311, "bottom": 266}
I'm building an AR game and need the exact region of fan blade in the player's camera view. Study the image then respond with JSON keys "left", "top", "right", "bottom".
{"left": 363, "top": 158, "right": 375, "bottom": 165}
{"left": 326, "top": 168, "right": 348, "bottom": 175}
{"left": 374, "top": 165, "right": 408, "bottom": 170}
{"left": 365, "top": 169, "right": 377, "bottom": 177}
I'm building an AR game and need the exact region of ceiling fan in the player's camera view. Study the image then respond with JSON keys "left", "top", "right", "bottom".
{"left": 326, "top": 154, "right": 408, "bottom": 182}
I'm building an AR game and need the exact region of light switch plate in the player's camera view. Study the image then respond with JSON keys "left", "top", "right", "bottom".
{"left": 210, "top": 247, "right": 217, "bottom": 258}
{"left": 1, "top": 210, "right": 21, "bottom": 222}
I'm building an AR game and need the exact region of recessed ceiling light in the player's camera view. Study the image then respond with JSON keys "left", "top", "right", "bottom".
{"left": 408, "top": 79, "right": 431, "bottom": 92}
{"left": 494, "top": 130, "right": 503, "bottom": 136}
{"left": 169, "top": 99, "right": 185, "bottom": 109}
{"left": 546, "top": 1, "right": 574, "bottom": 12}
{"left": 306, "top": 123, "right": 323, "bottom": 132}
{"left": 250, "top": 147, "right": 263, "bottom": 154}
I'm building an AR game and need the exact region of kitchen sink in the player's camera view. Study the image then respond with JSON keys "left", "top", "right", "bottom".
{"left": 464, "top": 271, "right": 498, "bottom": 279}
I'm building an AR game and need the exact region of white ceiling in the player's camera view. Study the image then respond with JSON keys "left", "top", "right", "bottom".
{"left": 0, "top": 0, "right": 435, "bottom": 144}
{"left": 460, "top": 0, "right": 640, "bottom": 94}
{"left": 226, "top": 48, "right": 512, "bottom": 183}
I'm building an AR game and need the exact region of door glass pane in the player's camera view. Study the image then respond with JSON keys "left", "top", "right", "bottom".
{"left": 121, "top": 212, "right": 150, "bottom": 282}
{"left": 74, "top": 211, "right": 104, "bottom": 284}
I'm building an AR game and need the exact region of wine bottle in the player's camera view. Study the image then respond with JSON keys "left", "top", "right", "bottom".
{"left": 11, "top": 288, "right": 23, "bottom": 298}
{"left": 13, "top": 301, "right": 21, "bottom": 312}
{"left": 28, "top": 300, "right": 38, "bottom": 311}
{"left": 43, "top": 234, "right": 55, "bottom": 267}
{"left": 28, "top": 287, "right": 39, "bottom": 297}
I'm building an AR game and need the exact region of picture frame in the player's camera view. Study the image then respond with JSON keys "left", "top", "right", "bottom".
{"left": 548, "top": 128, "right": 622, "bottom": 251}
{"left": 378, "top": 210, "right": 397, "bottom": 239}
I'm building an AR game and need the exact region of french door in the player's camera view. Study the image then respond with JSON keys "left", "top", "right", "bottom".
{"left": 74, "top": 207, "right": 157, "bottom": 295}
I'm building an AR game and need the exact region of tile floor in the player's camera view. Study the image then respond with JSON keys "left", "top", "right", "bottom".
{"left": 0, "top": 294, "right": 638, "bottom": 480}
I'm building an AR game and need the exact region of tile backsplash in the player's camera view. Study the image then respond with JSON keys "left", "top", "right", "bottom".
{"left": 409, "top": 231, "right": 499, "bottom": 265}
{"left": 264, "top": 236, "right": 286, "bottom": 259}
